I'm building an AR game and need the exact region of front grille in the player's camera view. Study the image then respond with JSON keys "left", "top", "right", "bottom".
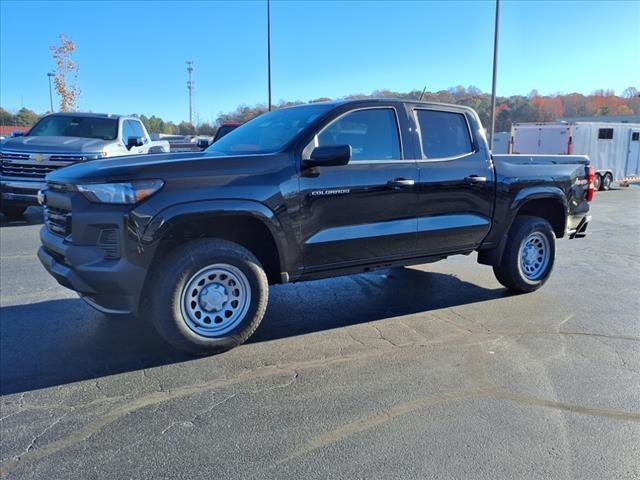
{"left": 0, "top": 151, "right": 83, "bottom": 179}
{"left": 49, "top": 154, "right": 84, "bottom": 162}
{"left": 0, "top": 152, "right": 30, "bottom": 161}
{"left": 44, "top": 205, "right": 72, "bottom": 237}
{"left": 1, "top": 161, "right": 59, "bottom": 178}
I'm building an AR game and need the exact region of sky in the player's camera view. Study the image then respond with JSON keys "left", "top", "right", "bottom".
{"left": 1, "top": 0, "right": 639, "bottom": 123}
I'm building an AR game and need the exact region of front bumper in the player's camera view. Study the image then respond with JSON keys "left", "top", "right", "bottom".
{"left": 0, "top": 178, "right": 46, "bottom": 206}
{"left": 38, "top": 226, "right": 147, "bottom": 314}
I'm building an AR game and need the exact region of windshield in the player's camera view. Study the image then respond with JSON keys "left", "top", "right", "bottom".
{"left": 28, "top": 115, "right": 119, "bottom": 140}
{"left": 207, "top": 104, "right": 332, "bottom": 155}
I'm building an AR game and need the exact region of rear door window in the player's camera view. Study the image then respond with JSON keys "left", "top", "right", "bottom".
{"left": 415, "top": 110, "right": 473, "bottom": 159}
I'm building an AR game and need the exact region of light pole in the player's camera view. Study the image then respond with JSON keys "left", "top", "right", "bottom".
{"left": 267, "top": 0, "right": 272, "bottom": 111}
{"left": 47, "top": 72, "right": 55, "bottom": 113}
{"left": 489, "top": 0, "right": 500, "bottom": 150}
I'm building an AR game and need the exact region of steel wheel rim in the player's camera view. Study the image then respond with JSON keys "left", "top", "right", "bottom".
{"left": 518, "top": 232, "right": 550, "bottom": 281}
{"left": 180, "top": 264, "right": 251, "bottom": 337}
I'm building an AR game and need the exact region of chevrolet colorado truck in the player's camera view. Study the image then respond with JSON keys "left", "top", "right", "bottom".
{"left": 38, "top": 100, "right": 594, "bottom": 355}
{"left": 0, "top": 112, "right": 169, "bottom": 218}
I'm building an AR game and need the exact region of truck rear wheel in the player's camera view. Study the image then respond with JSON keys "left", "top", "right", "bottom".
{"left": 602, "top": 173, "right": 613, "bottom": 191}
{"left": 493, "top": 216, "right": 555, "bottom": 293}
{"left": 148, "top": 238, "right": 269, "bottom": 355}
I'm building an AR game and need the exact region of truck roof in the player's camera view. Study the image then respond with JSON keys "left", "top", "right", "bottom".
{"left": 44, "top": 112, "right": 124, "bottom": 120}
{"left": 288, "top": 98, "right": 478, "bottom": 113}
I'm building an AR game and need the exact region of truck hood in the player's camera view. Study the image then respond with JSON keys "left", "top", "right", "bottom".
{"left": 0, "top": 136, "right": 112, "bottom": 154}
{"left": 45, "top": 151, "right": 280, "bottom": 184}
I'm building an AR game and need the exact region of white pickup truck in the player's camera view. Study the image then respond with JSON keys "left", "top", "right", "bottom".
{"left": 0, "top": 112, "right": 170, "bottom": 217}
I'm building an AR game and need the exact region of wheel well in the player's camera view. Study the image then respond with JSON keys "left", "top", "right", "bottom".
{"left": 516, "top": 198, "right": 566, "bottom": 237}
{"left": 152, "top": 215, "right": 282, "bottom": 284}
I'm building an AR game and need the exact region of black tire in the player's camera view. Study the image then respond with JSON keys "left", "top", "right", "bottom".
{"left": 1, "top": 206, "right": 27, "bottom": 219}
{"left": 594, "top": 173, "right": 602, "bottom": 191}
{"left": 148, "top": 238, "right": 268, "bottom": 355}
{"left": 493, "top": 216, "right": 556, "bottom": 293}
{"left": 602, "top": 173, "right": 613, "bottom": 191}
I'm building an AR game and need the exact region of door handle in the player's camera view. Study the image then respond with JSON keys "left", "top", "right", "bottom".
{"left": 464, "top": 175, "right": 488, "bottom": 183}
{"left": 387, "top": 178, "right": 415, "bottom": 187}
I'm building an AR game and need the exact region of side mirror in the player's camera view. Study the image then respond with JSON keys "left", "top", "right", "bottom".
{"left": 126, "top": 136, "right": 144, "bottom": 150}
{"left": 196, "top": 138, "right": 210, "bottom": 150}
{"left": 304, "top": 145, "right": 351, "bottom": 167}
{"left": 11, "top": 131, "right": 25, "bottom": 137}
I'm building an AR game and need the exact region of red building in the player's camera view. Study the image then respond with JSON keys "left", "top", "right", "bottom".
{"left": 0, "top": 125, "right": 30, "bottom": 136}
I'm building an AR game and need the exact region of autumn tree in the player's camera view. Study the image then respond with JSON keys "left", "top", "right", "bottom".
{"left": 49, "top": 34, "right": 81, "bottom": 112}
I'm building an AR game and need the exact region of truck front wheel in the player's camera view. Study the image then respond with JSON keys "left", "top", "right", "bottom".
{"left": 148, "top": 238, "right": 269, "bottom": 355}
{"left": 493, "top": 216, "right": 556, "bottom": 293}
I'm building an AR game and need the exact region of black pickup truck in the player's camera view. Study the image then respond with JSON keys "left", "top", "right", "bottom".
{"left": 38, "top": 100, "right": 594, "bottom": 355}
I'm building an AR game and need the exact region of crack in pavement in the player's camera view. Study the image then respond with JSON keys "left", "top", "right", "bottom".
{"left": 277, "top": 343, "right": 640, "bottom": 465}
{"left": 2, "top": 326, "right": 637, "bottom": 477}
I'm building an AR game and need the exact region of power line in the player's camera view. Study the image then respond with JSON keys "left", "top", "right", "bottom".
{"left": 186, "top": 60, "right": 194, "bottom": 125}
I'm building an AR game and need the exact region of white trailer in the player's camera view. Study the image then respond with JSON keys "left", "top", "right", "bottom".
{"left": 491, "top": 132, "right": 511, "bottom": 154}
{"left": 510, "top": 121, "right": 640, "bottom": 190}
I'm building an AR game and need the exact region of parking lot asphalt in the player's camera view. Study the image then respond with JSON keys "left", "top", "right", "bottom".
{"left": 1, "top": 187, "right": 639, "bottom": 480}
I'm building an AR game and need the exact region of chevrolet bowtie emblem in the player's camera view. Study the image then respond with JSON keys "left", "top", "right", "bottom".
{"left": 31, "top": 153, "right": 48, "bottom": 163}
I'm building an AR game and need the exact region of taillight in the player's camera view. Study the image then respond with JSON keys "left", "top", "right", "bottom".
{"left": 586, "top": 166, "right": 596, "bottom": 201}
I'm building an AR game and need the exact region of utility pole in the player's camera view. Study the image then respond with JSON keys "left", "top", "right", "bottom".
{"left": 47, "top": 72, "right": 55, "bottom": 112}
{"left": 186, "top": 60, "right": 194, "bottom": 125}
{"left": 267, "top": 0, "right": 272, "bottom": 111}
{"left": 489, "top": 0, "right": 500, "bottom": 150}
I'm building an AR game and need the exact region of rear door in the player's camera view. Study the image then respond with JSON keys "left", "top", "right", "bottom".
{"left": 512, "top": 125, "right": 541, "bottom": 153}
{"left": 626, "top": 130, "right": 640, "bottom": 177}
{"left": 298, "top": 105, "right": 418, "bottom": 269}
{"left": 539, "top": 125, "right": 570, "bottom": 154}
{"left": 412, "top": 107, "right": 494, "bottom": 254}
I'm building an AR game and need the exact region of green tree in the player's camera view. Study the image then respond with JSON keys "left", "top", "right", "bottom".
{"left": 0, "top": 107, "right": 15, "bottom": 125}
{"left": 178, "top": 122, "right": 196, "bottom": 135}
{"left": 198, "top": 122, "right": 216, "bottom": 136}
{"left": 15, "top": 108, "right": 39, "bottom": 126}
{"left": 163, "top": 122, "right": 178, "bottom": 135}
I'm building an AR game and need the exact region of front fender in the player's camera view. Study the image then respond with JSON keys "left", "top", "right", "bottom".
{"left": 141, "top": 199, "right": 290, "bottom": 273}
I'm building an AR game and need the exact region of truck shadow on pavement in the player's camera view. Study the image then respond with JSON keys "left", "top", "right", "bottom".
{"left": 0, "top": 207, "right": 44, "bottom": 228}
{"left": 0, "top": 268, "right": 509, "bottom": 395}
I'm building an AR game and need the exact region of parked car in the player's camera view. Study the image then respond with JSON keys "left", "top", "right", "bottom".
{"left": 38, "top": 99, "right": 594, "bottom": 355}
{"left": 510, "top": 121, "right": 640, "bottom": 190}
{"left": 0, "top": 113, "right": 170, "bottom": 218}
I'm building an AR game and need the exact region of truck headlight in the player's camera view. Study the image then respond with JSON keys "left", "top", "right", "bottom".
{"left": 77, "top": 180, "right": 164, "bottom": 204}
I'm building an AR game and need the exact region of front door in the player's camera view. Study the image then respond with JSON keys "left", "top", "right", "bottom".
{"left": 412, "top": 107, "right": 494, "bottom": 254}
{"left": 122, "top": 119, "right": 146, "bottom": 154}
{"left": 299, "top": 106, "right": 418, "bottom": 270}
